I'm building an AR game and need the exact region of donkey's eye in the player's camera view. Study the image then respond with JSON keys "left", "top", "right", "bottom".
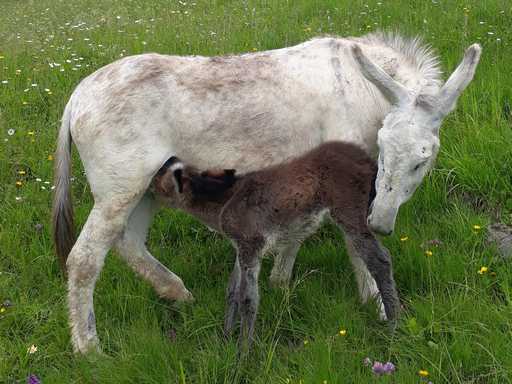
{"left": 412, "top": 161, "right": 426, "bottom": 171}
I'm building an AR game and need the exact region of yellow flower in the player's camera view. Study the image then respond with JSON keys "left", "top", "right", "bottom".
{"left": 338, "top": 329, "right": 347, "bottom": 337}
{"left": 477, "top": 266, "right": 488, "bottom": 275}
{"left": 15, "top": 69, "right": 21, "bottom": 75}
{"left": 304, "top": 27, "right": 312, "bottom": 32}
{"left": 303, "top": 339, "right": 309, "bottom": 345}
{"left": 48, "top": 91, "right": 53, "bottom": 95}
{"left": 15, "top": 181, "right": 23, "bottom": 187}
{"left": 27, "top": 131, "right": 35, "bottom": 135}
{"left": 18, "top": 170, "right": 26, "bottom": 175}
{"left": 48, "top": 154, "right": 54, "bottom": 161}
{"left": 0, "top": 55, "right": 4, "bottom": 59}
{"left": 252, "top": 47, "right": 258, "bottom": 51}
{"left": 473, "top": 224, "right": 481, "bottom": 231}
{"left": 425, "top": 250, "right": 433, "bottom": 257}
{"left": 22, "top": 101, "right": 29, "bottom": 105}
{"left": 323, "top": 381, "right": 328, "bottom": 384}
{"left": 27, "top": 344, "right": 38, "bottom": 354}
{"left": 418, "top": 369, "right": 429, "bottom": 377}
{"left": 0, "top": 307, "right": 5, "bottom": 313}
{"left": 400, "top": 236, "right": 409, "bottom": 242}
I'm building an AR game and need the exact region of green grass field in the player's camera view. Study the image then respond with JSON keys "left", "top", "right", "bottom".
{"left": 1, "top": 0, "right": 511, "bottom": 382}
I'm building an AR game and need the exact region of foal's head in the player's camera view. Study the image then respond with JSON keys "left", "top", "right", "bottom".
{"left": 152, "top": 157, "right": 238, "bottom": 204}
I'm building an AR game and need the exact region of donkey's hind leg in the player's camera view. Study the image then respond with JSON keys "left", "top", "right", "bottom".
{"left": 115, "top": 194, "right": 193, "bottom": 302}
{"left": 67, "top": 199, "right": 138, "bottom": 354}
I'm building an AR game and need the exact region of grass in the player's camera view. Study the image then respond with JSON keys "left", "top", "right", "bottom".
{"left": 1, "top": 0, "right": 511, "bottom": 382}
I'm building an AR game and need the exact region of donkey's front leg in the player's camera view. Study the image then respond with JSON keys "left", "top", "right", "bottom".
{"left": 236, "top": 238, "right": 264, "bottom": 351}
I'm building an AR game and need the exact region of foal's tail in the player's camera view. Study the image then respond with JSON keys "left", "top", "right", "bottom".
{"left": 52, "top": 100, "right": 75, "bottom": 274}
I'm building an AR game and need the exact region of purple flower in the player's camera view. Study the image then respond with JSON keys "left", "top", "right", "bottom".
{"left": 27, "top": 374, "right": 41, "bottom": 384}
{"left": 383, "top": 361, "right": 396, "bottom": 374}
{"left": 372, "top": 361, "right": 386, "bottom": 375}
{"left": 372, "top": 361, "right": 396, "bottom": 376}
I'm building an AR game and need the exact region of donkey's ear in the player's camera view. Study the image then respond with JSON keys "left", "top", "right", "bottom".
{"left": 352, "top": 44, "right": 410, "bottom": 105}
{"left": 438, "top": 44, "right": 481, "bottom": 116}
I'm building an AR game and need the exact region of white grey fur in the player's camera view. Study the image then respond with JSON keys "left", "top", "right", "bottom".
{"left": 52, "top": 32, "right": 480, "bottom": 353}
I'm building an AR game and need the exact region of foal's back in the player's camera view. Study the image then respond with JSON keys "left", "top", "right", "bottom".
{"left": 220, "top": 141, "right": 376, "bottom": 237}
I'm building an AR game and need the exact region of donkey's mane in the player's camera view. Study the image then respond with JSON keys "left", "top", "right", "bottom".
{"left": 354, "top": 31, "right": 443, "bottom": 99}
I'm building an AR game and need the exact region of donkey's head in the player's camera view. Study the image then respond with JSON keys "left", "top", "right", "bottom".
{"left": 352, "top": 43, "right": 481, "bottom": 235}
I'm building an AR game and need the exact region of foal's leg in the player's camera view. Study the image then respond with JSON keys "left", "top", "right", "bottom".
{"left": 343, "top": 233, "right": 387, "bottom": 320}
{"left": 67, "top": 198, "right": 137, "bottom": 354}
{"left": 224, "top": 254, "right": 241, "bottom": 338}
{"left": 236, "top": 239, "right": 264, "bottom": 350}
{"left": 343, "top": 229, "right": 400, "bottom": 322}
{"left": 115, "top": 194, "right": 193, "bottom": 302}
{"left": 269, "top": 241, "right": 301, "bottom": 288}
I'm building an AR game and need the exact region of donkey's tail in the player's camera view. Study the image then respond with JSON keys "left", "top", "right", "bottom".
{"left": 52, "top": 100, "right": 75, "bottom": 274}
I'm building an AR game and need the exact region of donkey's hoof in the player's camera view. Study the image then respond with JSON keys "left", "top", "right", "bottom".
{"left": 72, "top": 338, "right": 101, "bottom": 355}
{"left": 158, "top": 285, "right": 194, "bottom": 302}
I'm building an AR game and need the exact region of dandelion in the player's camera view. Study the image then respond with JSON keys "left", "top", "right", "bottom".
{"left": 27, "top": 345, "right": 38, "bottom": 354}
{"left": 418, "top": 369, "right": 429, "bottom": 377}
{"left": 400, "top": 235, "right": 409, "bottom": 242}
{"left": 16, "top": 181, "right": 23, "bottom": 187}
{"left": 477, "top": 266, "right": 488, "bottom": 275}
{"left": 22, "top": 101, "right": 29, "bottom": 105}
{"left": 48, "top": 154, "right": 53, "bottom": 161}
{"left": 18, "top": 170, "right": 26, "bottom": 175}
{"left": 0, "top": 307, "right": 5, "bottom": 313}
{"left": 28, "top": 131, "right": 35, "bottom": 136}
{"left": 425, "top": 250, "right": 433, "bottom": 257}
{"left": 8, "top": 128, "right": 15, "bottom": 136}
{"left": 338, "top": 329, "right": 347, "bottom": 337}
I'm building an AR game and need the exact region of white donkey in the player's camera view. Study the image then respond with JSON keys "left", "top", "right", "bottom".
{"left": 53, "top": 32, "right": 480, "bottom": 353}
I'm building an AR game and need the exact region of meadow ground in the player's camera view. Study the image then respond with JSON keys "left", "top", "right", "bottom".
{"left": 1, "top": 0, "right": 512, "bottom": 383}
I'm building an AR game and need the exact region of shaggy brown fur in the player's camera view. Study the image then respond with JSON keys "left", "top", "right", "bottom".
{"left": 152, "top": 141, "right": 399, "bottom": 348}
